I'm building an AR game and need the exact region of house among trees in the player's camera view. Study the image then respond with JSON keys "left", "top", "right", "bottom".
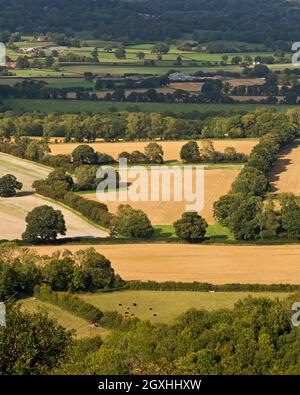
{"left": 168, "top": 72, "right": 196, "bottom": 82}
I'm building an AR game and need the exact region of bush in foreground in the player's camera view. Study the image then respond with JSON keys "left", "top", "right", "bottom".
{"left": 0, "top": 305, "right": 72, "bottom": 375}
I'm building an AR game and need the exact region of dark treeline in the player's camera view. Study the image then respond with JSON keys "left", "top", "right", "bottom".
{"left": 0, "top": 0, "right": 299, "bottom": 47}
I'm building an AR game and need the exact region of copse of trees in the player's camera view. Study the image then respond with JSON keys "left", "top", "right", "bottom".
{"left": 0, "top": 174, "right": 23, "bottom": 197}
{"left": 111, "top": 205, "right": 154, "bottom": 239}
{"left": 0, "top": 111, "right": 201, "bottom": 142}
{"left": 119, "top": 142, "right": 164, "bottom": 165}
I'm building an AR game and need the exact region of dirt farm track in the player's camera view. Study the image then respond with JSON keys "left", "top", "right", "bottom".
{"left": 33, "top": 244, "right": 300, "bottom": 284}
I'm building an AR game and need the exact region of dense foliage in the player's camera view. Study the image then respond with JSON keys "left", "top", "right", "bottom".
{"left": 0, "top": 246, "right": 124, "bottom": 300}
{"left": 33, "top": 170, "right": 113, "bottom": 229}
{"left": 0, "top": 0, "right": 299, "bottom": 46}
{"left": 0, "top": 305, "right": 72, "bottom": 375}
{"left": 0, "top": 174, "right": 23, "bottom": 197}
{"left": 214, "top": 118, "right": 299, "bottom": 240}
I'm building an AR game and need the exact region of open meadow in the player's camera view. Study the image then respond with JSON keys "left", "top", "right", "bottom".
{"left": 33, "top": 243, "right": 300, "bottom": 284}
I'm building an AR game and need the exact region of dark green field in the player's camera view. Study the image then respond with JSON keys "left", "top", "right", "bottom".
{"left": 5, "top": 99, "right": 297, "bottom": 115}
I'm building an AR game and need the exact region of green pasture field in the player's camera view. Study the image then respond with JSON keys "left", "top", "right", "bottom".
{"left": 5, "top": 99, "right": 296, "bottom": 115}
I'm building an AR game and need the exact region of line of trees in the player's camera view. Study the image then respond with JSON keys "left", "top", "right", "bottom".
{"left": 0, "top": 111, "right": 202, "bottom": 142}
{"left": 1, "top": 109, "right": 300, "bottom": 143}
{"left": 214, "top": 125, "right": 299, "bottom": 240}
{"left": 33, "top": 169, "right": 113, "bottom": 230}
{"left": 0, "top": 246, "right": 124, "bottom": 301}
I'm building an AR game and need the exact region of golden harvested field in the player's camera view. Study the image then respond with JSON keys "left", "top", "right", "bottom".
{"left": 50, "top": 139, "right": 257, "bottom": 161}
{"left": 0, "top": 153, "right": 108, "bottom": 239}
{"left": 270, "top": 141, "right": 300, "bottom": 195}
{"left": 33, "top": 243, "right": 300, "bottom": 284}
{"left": 84, "top": 168, "right": 239, "bottom": 224}
{"left": 226, "top": 78, "right": 265, "bottom": 87}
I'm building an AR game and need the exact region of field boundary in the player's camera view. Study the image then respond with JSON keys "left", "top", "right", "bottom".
{"left": 36, "top": 193, "right": 110, "bottom": 234}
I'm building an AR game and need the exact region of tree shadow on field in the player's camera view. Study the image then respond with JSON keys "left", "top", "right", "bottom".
{"left": 268, "top": 141, "right": 298, "bottom": 193}
{"left": 15, "top": 191, "right": 34, "bottom": 197}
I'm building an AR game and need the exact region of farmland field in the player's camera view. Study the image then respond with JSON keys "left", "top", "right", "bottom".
{"left": 19, "top": 298, "right": 109, "bottom": 339}
{"left": 6, "top": 99, "right": 298, "bottom": 115}
{"left": 79, "top": 290, "right": 290, "bottom": 323}
{"left": 33, "top": 244, "right": 300, "bottom": 284}
{"left": 50, "top": 139, "right": 257, "bottom": 161}
{"left": 84, "top": 168, "right": 240, "bottom": 224}
{"left": 0, "top": 153, "right": 108, "bottom": 239}
{"left": 0, "top": 153, "right": 50, "bottom": 190}
{"left": 270, "top": 140, "right": 300, "bottom": 195}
